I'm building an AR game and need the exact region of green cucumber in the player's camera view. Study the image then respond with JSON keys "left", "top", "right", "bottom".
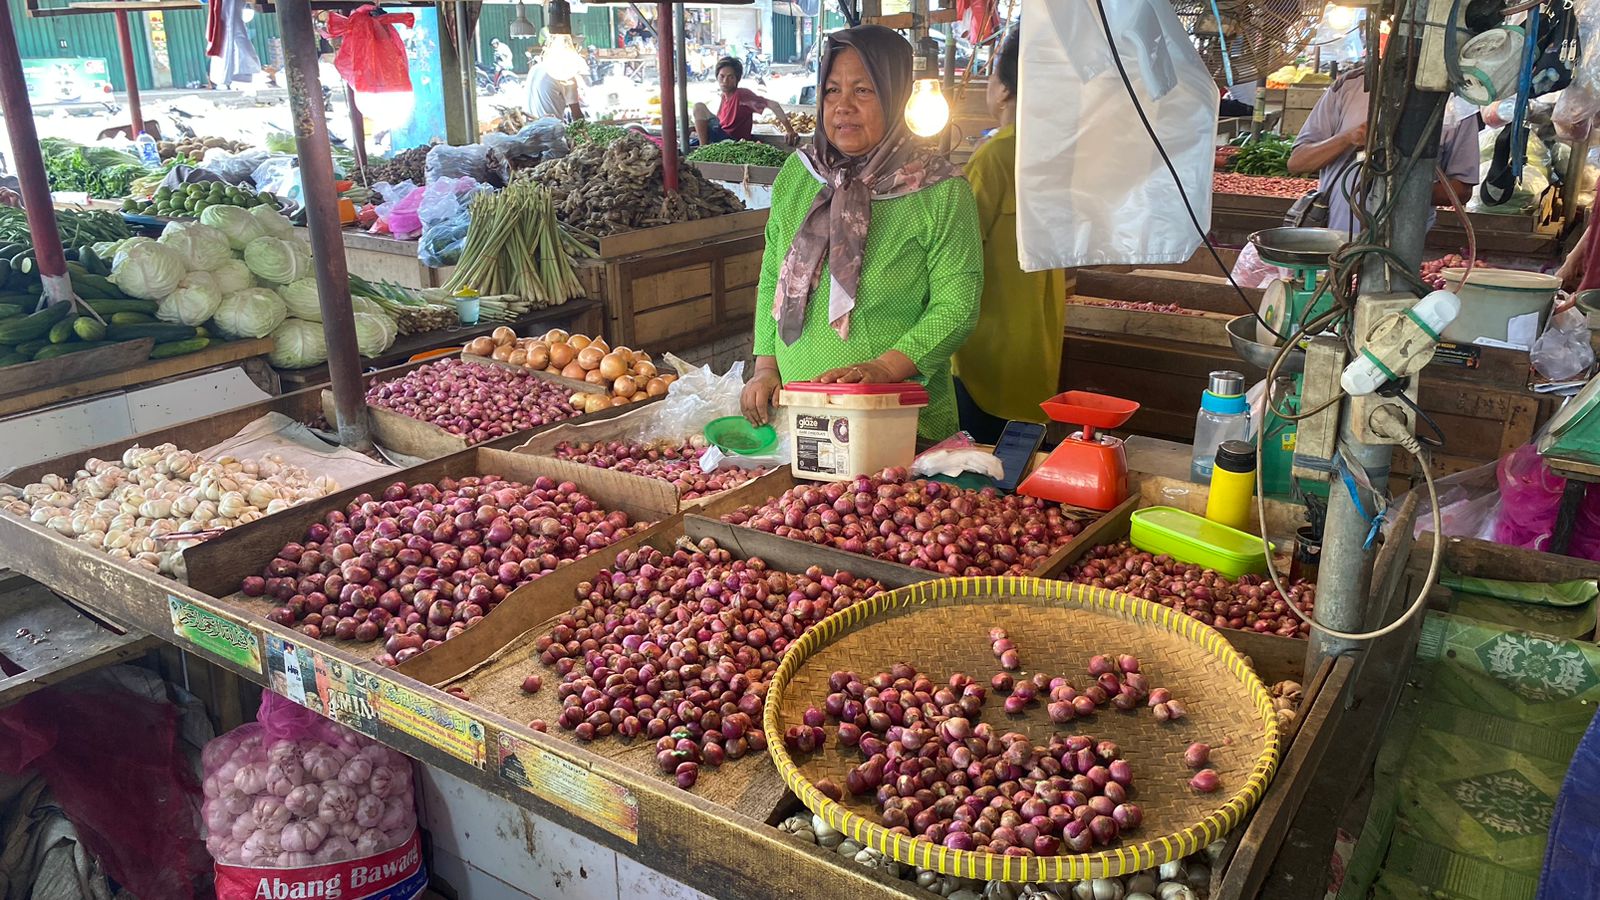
{"left": 108, "top": 311, "right": 154, "bottom": 326}
{"left": 73, "top": 316, "right": 106, "bottom": 341}
{"left": 0, "top": 302, "right": 71, "bottom": 343}
{"left": 106, "top": 322, "right": 196, "bottom": 342}
{"left": 47, "top": 315, "right": 79, "bottom": 344}
{"left": 149, "top": 336, "right": 209, "bottom": 358}
{"left": 0, "top": 304, "right": 23, "bottom": 319}
{"left": 0, "top": 351, "right": 30, "bottom": 367}
{"left": 70, "top": 273, "right": 119, "bottom": 301}
{"left": 14, "top": 340, "right": 46, "bottom": 357}
{"left": 83, "top": 298, "right": 157, "bottom": 316}
{"left": 33, "top": 340, "right": 113, "bottom": 361}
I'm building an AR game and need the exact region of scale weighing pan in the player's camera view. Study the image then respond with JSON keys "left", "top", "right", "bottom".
{"left": 1227, "top": 314, "right": 1305, "bottom": 375}
{"left": 1539, "top": 371, "right": 1600, "bottom": 466}
{"left": 1249, "top": 227, "right": 1348, "bottom": 267}
{"left": 1020, "top": 391, "right": 1140, "bottom": 511}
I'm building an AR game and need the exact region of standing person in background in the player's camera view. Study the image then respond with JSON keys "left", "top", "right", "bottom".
{"left": 740, "top": 26, "right": 983, "bottom": 442}
{"left": 491, "top": 38, "right": 513, "bottom": 75}
{"left": 524, "top": 54, "right": 585, "bottom": 120}
{"left": 692, "top": 57, "right": 800, "bottom": 146}
{"left": 952, "top": 28, "right": 1069, "bottom": 444}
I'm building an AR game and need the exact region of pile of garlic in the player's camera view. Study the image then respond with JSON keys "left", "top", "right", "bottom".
{"left": 0, "top": 443, "right": 337, "bottom": 577}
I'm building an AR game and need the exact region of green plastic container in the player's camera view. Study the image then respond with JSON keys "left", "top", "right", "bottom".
{"left": 704, "top": 416, "right": 778, "bottom": 456}
{"left": 1129, "top": 506, "right": 1273, "bottom": 578}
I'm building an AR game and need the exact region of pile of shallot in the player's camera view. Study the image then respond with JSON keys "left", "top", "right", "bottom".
{"left": 1064, "top": 542, "right": 1314, "bottom": 639}
{"left": 721, "top": 467, "right": 1084, "bottom": 576}
{"left": 0, "top": 444, "right": 335, "bottom": 577}
{"left": 201, "top": 717, "right": 417, "bottom": 867}
{"left": 811, "top": 662, "right": 1156, "bottom": 856}
{"left": 364, "top": 359, "right": 578, "bottom": 444}
{"left": 552, "top": 436, "right": 768, "bottom": 500}
{"left": 1077, "top": 299, "right": 1205, "bottom": 316}
{"left": 241, "top": 475, "right": 653, "bottom": 662}
{"left": 1421, "top": 253, "right": 1466, "bottom": 290}
{"left": 531, "top": 539, "right": 885, "bottom": 789}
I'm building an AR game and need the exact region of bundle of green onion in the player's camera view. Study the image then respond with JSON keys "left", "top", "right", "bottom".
{"left": 442, "top": 179, "right": 591, "bottom": 307}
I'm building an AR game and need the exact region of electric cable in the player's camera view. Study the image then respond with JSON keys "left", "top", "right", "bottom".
{"left": 1088, "top": 0, "right": 1285, "bottom": 340}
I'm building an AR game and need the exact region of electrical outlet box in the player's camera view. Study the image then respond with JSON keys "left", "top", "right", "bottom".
{"left": 1349, "top": 292, "right": 1419, "bottom": 444}
{"left": 1417, "top": 0, "right": 1467, "bottom": 91}
{"left": 1291, "top": 337, "right": 1347, "bottom": 482}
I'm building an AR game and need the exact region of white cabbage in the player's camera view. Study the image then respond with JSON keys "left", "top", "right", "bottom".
{"left": 212, "top": 287, "right": 286, "bottom": 338}
{"left": 280, "top": 278, "right": 321, "bottom": 321}
{"left": 353, "top": 312, "right": 396, "bottom": 357}
{"left": 268, "top": 318, "right": 328, "bottom": 368}
{"left": 109, "top": 241, "right": 185, "bottom": 300}
{"left": 249, "top": 205, "right": 296, "bottom": 240}
{"left": 157, "top": 221, "right": 233, "bottom": 271}
{"left": 155, "top": 271, "right": 223, "bottom": 325}
{"left": 199, "top": 205, "right": 265, "bottom": 250}
{"left": 211, "top": 258, "right": 253, "bottom": 295}
{"left": 243, "top": 237, "right": 308, "bottom": 285}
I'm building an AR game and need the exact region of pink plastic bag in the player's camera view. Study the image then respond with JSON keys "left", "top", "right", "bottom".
{"left": 1492, "top": 444, "right": 1567, "bottom": 551}
{"left": 328, "top": 5, "right": 415, "bottom": 96}
{"left": 202, "top": 694, "right": 424, "bottom": 898}
{"left": 383, "top": 187, "right": 426, "bottom": 239}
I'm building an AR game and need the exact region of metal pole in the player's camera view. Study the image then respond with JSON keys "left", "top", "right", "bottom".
{"left": 656, "top": 2, "right": 679, "bottom": 193}
{"left": 456, "top": 1, "right": 478, "bottom": 138}
{"left": 1308, "top": 30, "right": 1444, "bottom": 665}
{"left": 345, "top": 85, "right": 369, "bottom": 176}
{"left": 278, "top": 0, "right": 370, "bottom": 450}
{"left": 113, "top": 10, "right": 144, "bottom": 140}
{"left": 940, "top": 11, "right": 955, "bottom": 153}
{"left": 0, "top": 1, "right": 71, "bottom": 306}
{"left": 674, "top": 3, "right": 690, "bottom": 155}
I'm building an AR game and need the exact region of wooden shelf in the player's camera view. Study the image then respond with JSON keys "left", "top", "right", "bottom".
{"left": 0, "top": 337, "right": 274, "bottom": 419}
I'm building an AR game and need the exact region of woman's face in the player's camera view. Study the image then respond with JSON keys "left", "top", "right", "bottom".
{"left": 823, "top": 48, "right": 888, "bottom": 157}
{"left": 985, "top": 75, "right": 1012, "bottom": 120}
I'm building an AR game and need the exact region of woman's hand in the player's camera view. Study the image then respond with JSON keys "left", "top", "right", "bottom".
{"left": 742, "top": 357, "right": 783, "bottom": 426}
{"left": 816, "top": 350, "right": 918, "bottom": 385}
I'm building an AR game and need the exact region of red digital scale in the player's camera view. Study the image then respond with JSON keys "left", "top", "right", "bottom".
{"left": 1017, "top": 391, "right": 1141, "bottom": 511}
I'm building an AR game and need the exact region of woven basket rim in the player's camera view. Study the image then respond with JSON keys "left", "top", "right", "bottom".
{"left": 762, "top": 575, "right": 1282, "bottom": 882}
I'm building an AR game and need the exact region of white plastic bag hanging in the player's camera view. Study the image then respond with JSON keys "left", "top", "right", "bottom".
{"left": 1015, "top": 0, "right": 1218, "bottom": 270}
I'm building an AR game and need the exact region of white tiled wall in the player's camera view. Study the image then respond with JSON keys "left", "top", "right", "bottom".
{"left": 670, "top": 331, "right": 755, "bottom": 377}
{"left": 419, "top": 766, "right": 714, "bottom": 900}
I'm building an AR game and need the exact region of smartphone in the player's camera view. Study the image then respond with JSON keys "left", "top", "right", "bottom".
{"left": 993, "top": 421, "right": 1047, "bottom": 492}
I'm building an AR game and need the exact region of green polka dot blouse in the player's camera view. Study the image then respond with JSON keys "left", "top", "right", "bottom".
{"left": 753, "top": 153, "right": 985, "bottom": 441}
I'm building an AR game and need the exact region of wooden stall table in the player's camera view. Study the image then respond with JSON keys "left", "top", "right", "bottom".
{"left": 274, "top": 299, "right": 606, "bottom": 390}
{"left": 0, "top": 336, "right": 276, "bottom": 419}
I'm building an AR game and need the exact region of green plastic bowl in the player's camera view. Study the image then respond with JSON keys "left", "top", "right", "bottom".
{"left": 1129, "top": 506, "right": 1274, "bottom": 578}
{"left": 705, "top": 416, "right": 778, "bottom": 456}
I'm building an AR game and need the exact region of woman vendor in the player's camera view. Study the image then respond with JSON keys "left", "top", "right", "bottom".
{"left": 739, "top": 25, "right": 984, "bottom": 442}
{"left": 953, "top": 27, "right": 1070, "bottom": 444}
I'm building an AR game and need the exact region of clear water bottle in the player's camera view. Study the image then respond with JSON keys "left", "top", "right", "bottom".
{"left": 134, "top": 132, "right": 160, "bottom": 166}
{"left": 1190, "top": 370, "right": 1250, "bottom": 483}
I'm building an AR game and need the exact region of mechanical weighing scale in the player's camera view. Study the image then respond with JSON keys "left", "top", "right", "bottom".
{"left": 1539, "top": 373, "right": 1600, "bottom": 466}
{"left": 1018, "top": 391, "right": 1140, "bottom": 511}
{"left": 1236, "top": 227, "right": 1347, "bottom": 498}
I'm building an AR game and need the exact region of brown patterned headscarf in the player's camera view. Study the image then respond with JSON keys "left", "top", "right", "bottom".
{"left": 774, "top": 25, "right": 959, "bottom": 345}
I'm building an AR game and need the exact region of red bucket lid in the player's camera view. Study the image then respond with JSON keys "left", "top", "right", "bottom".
{"left": 783, "top": 381, "right": 930, "bottom": 406}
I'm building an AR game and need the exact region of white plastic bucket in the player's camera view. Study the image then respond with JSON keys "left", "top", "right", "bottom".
{"left": 777, "top": 382, "right": 929, "bottom": 481}
{"left": 1439, "top": 267, "right": 1559, "bottom": 348}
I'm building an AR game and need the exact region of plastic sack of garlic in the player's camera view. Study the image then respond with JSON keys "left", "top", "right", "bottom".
{"left": 0, "top": 443, "right": 337, "bottom": 577}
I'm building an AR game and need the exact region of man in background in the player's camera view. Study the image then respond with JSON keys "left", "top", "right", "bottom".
{"left": 525, "top": 52, "right": 585, "bottom": 120}
{"left": 691, "top": 56, "right": 797, "bottom": 146}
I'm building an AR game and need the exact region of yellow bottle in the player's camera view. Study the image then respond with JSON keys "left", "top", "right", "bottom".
{"left": 1205, "top": 440, "right": 1256, "bottom": 532}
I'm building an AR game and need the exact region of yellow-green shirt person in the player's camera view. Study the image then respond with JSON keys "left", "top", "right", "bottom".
{"left": 952, "top": 29, "right": 1070, "bottom": 443}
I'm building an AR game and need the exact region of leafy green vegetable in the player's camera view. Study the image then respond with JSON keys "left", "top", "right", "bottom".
{"left": 39, "top": 139, "right": 150, "bottom": 198}
{"left": 1229, "top": 134, "right": 1295, "bottom": 177}
{"left": 566, "top": 121, "right": 630, "bottom": 148}
{"left": 687, "top": 140, "right": 791, "bottom": 167}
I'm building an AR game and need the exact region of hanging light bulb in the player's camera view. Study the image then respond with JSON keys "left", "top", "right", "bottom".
{"left": 904, "top": 79, "right": 949, "bottom": 138}
{"left": 351, "top": 85, "right": 416, "bottom": 132}
{"left": 1322, "top": 3, "right": 1359, "bottom": 31}
{"left": 540, "top": 0, "right": 587, "bottom": 81}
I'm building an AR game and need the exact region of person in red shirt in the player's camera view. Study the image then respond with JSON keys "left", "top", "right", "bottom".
{"left": 692, "top": 56, "right": 800, "bottom": 146}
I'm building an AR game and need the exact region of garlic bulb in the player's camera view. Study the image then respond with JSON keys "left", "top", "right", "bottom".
{"left": 982, "top": 882, "right": 1020, "bottom": 900}
{"left": 1073, "top": 879, "right": 1123, "bottom": 900}
{"left": 1019, "top": 887, "right": 1064, "bottom": 900}
{"left": 812, "top": 815, "right": 843, "bottom": 849}
{"left": 1155, "top": 884, "right": 1196, "bottom": 900}
{"left": 835, "top": 838, "right": 862, "bottom": 859}
{"left": 1125, "top": 873, "right": 1158, "bottom": 895}
{"left": 852, "top": 846, "right": 896, "bottom": 875}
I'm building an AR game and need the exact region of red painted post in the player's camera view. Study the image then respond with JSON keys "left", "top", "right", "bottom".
{"left": 0, "top": 0, "right": 72, "bottom": 306}
{"left": 345, "top": 85, "right": 368, "bottom": 175}
{"left": 114, "top": 9, "right": 143, "bottom": 140}
{"left": 656, "top": 2, "right": 678, "bottom": 193}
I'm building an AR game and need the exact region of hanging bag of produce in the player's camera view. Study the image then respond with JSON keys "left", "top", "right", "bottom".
{"left": 327, "top": 5, "right": 415, "bottom": 97}
{"left": 202, "top": 693, "right": 427, "bottom": 900}
{"left": 1014, "top": 0, "right": 1218, "bottom": 268}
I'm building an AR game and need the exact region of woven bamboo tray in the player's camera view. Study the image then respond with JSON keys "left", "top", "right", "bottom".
{"left": 764, "top": 577, "right": 1280, "bottom": 882}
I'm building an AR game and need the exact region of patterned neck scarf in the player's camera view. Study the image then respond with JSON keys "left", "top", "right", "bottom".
{"left": 775, "top": 25, "right": 958, "bottom": 345}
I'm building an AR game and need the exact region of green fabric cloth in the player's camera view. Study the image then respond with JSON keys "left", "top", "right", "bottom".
{"left": 1339, "top": 613, "right": 1599, "bottom": 900}
{"left": 754, "top": 154, "right": 984, "bottom": 441}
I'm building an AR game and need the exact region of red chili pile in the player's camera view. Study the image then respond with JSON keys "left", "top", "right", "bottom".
{"left": 1064, "top": 542, "right": 1314, "bottom": 639}
{"left": 531, "top": 539, "right": 886, "bottom": 790}
{"left": 1078, "top": 299, "right": 1206, "bottom": 316}
{"left": 552, "top": 438, "right": 768, "bottom": 500}
{"left": 809, "top": 656, "right": 1191, "bottom": 856}
{"left": 243, "top": 475, "right": 652, "bottom": 663}
{"left": 1213, "top": 173, "right": 1319, "bottom": 198}
{"left": 364, "top": 359, "right": 578, "bottom": 444}
{"left": 721, "top": 467, "right": 1084, "bottom": 576}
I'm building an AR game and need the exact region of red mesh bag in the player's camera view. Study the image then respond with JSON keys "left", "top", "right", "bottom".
{"left": 328, "top": 5, "right": 416, "bottom": 95}
{"left": 0, "top": 681, "right": 205, "bottom": 899}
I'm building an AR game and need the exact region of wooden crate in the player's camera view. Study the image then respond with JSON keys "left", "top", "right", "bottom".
{"left": 574, "top": 211, "right": 768, "bottom": 351}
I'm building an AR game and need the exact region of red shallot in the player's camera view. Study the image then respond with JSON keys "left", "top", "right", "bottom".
{"left": 364, "top": 359, "right": 579, "bottom": 444}
{"left": 553, "top": 437, "right": 768, "bottom": 500}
